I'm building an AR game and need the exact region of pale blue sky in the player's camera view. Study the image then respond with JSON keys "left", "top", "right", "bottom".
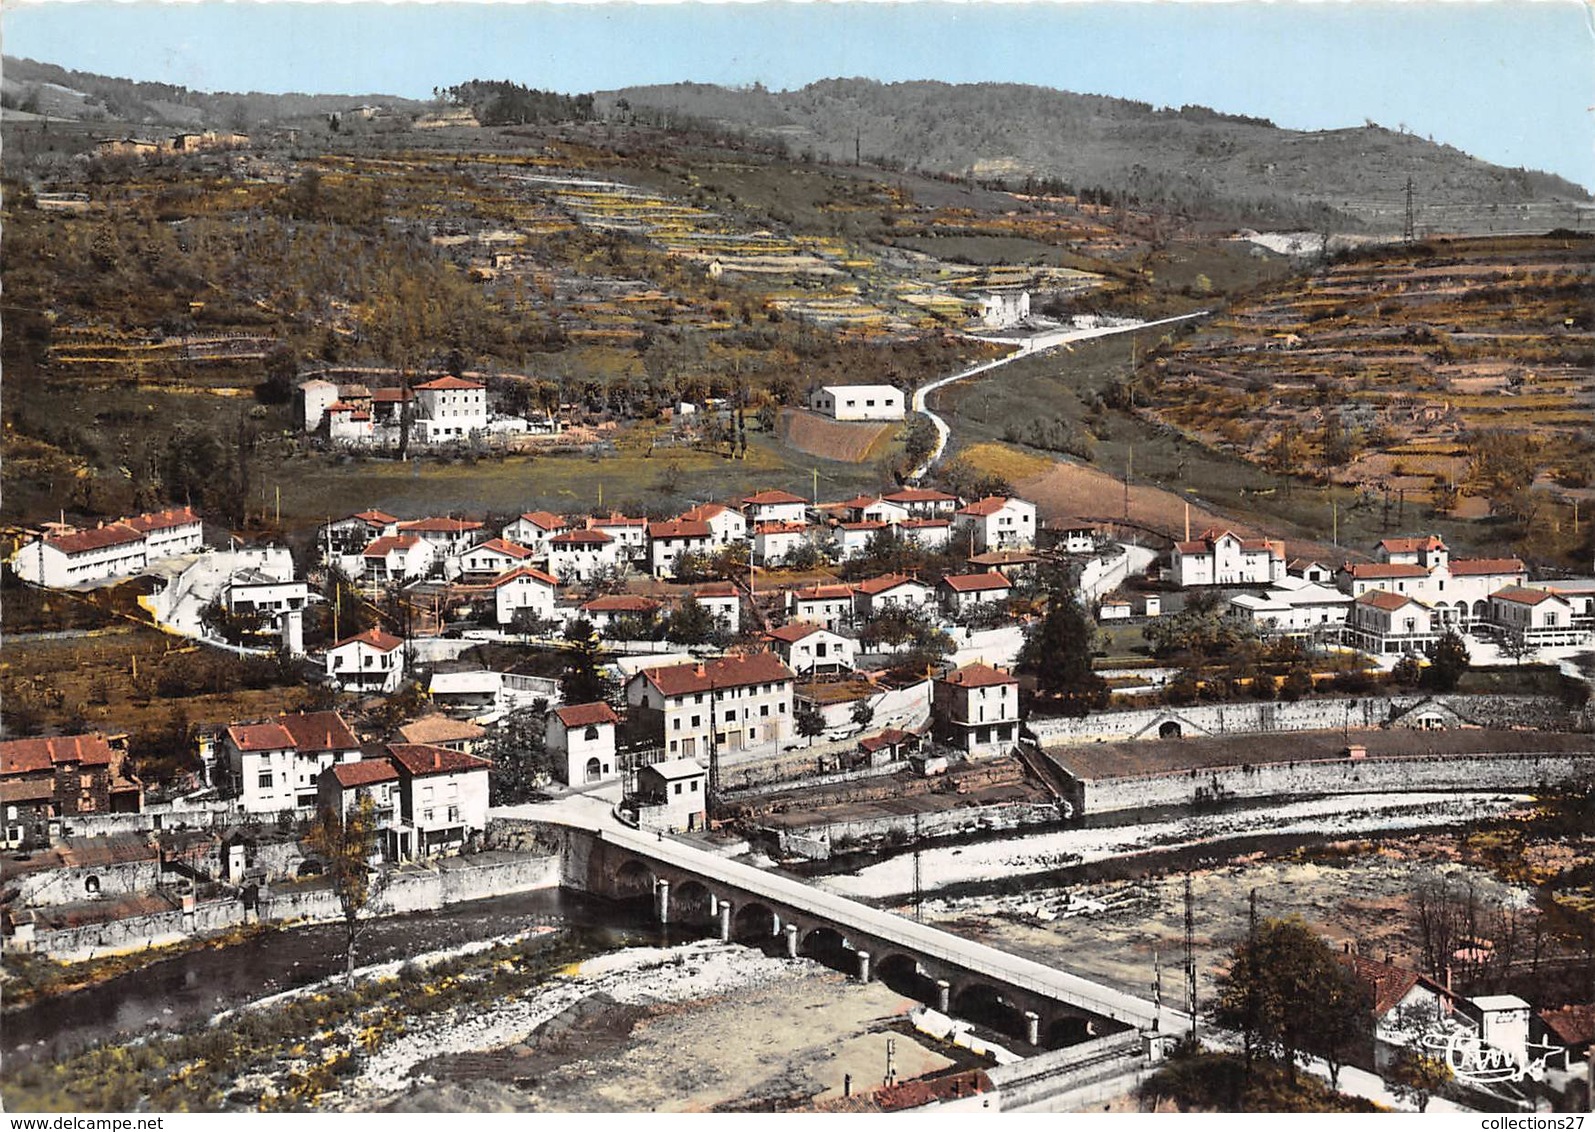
{"left": 6, "top": 1, "right": 1593, "bottom": 189}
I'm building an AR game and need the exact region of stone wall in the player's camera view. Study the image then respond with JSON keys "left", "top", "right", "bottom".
{"left": 1078, "top": 752, "right": 1594, "bottom": 816}
{"left": 1029, "top": 694, "right": 1579, "bottom": 748}
{"left": 770, "top": 801, "right": 1063, "bottom": 860}
{"left": 14, "top": 856, "right": 162, "bottom": 907}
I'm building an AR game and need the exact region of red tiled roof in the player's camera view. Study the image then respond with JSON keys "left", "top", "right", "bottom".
{"left": 742, "top": 489, "right": 808, "bottom": 506}
{"left": 1491, "top": 585, "right": 1556, "bottom": 606}
{"left": 489, "top": 565, "right": 559, "bottom": 588}
{"left": 125, "top": 506, "right": 200, "bottom": 533}
{"left": 47, "top": 523, "right": 144, "bottom": 556}
{"left": 1344, "top": 563, "right": 1431, "bottom": 580}
{"left": 278, "top": 711, "right": 359, "bottom": 752}
{"left": 554, "top": 702, "right": 621, "bottom": 728}
{"left": 581, "top": 594, "right": 661, "bottom": 613}
{"left": 939, "top": 571, "right": 1013, "bottom": 592}
{"left": 901, "top": 518, "right": 951, "bottom": 529}
{"left": 351, "top": 509, "right": 398, "bottom": 525}
{"left": 956, "top": 495, "right": 1013, "bottom": 517}
{"left": 681, "top": 502, "right": 736, "bottom": 522}
{"left": 941, "top": 663, "right": 1017, "bottom": 688}
{"left": 1333, "top": 953, "right": 1451, "bottom": 1018}
{"left": 859, "top": 727, "right": 915, "bottom": 754}
{"left": 386, "top": 743, "right": 492, "bottom": 776}
{"left": 649, "top": 519, "right": 712, "bottom": 539}
{"left": 1175, "top": 540, "right": 1207, "bottom": 554}
{"left": 767, "top": 621, "right": 825, "bottom": 643}
{"left": 551, "top": 529, "right": 612, "bottom": 545}
{"left": 326, "top": 400, "right": 362, "bottom": 412}
{"left": 693, "top": 582, "right": 740, "bottom": 598}
{"left": 1450, "top": 557, "right": 1526, "bottom": 576}
{"left": 1380, "top": 535, "right": 1448, "bottom": 554}
{"left": 226, "top": 722, "right": 295, "bottom": 752}
{"left": 397, "top": 715, "right": 485, "bottom": 745}
{"left": 471, "top": 538, "right": 533, "bottom": 559}
{"left": 1540, "top": 1004, "right": 1595, "bottom": 1050}
{"left": 0, "top": 733, "right": 119, "bottom": 775}
{"left": 793, "top": 584, "right": 854, "bottom": 601}
{"left": 413, "top": 375, "right": 484, "bottom": 390}
{"left": 855, "top": 573, "right": 927, "bottom": 596}
{"left": 640, "top": 652, "right": 795, "bottom": 696}
{"left": 331, "top": 627, "right": 405, "bottom": 653}
{"left": 755, "top": 521, "right": 809, "bottom": 535}
{"left": 371, "top": 388, "right": 415, "bottom": 403}
{"left": 399, "top": 517, "right": 484, "bottom": 534}
{"left": 590, "top": 514, "right": 647, "bottom": 528}
{"left": 0, "top": 779, "right": 56, "bottom": 803}
{"left": 363, "top": 534, "right": 424, "bottom": 557}
{"left": 882, "top": 488, "right": 959, "bottom": 504}
{"left": 838, "top": 521, "right": 887, "bottom": 532}
{"left": 516, "top": 510, "right": 568, "bottom": 530}
{"left": 327, "top": 759, "right": 400, "bottom": 787}
{"left": 1357, "top": 590, "right": 1419, "bottom": 612}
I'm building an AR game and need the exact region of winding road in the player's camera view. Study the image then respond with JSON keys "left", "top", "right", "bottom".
{"left": 907, "top": 311, "right": 1211, "bottom": 481}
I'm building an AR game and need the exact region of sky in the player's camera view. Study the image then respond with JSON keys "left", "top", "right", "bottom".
{"left": 5, "top": 0, "right": 1594, "bottom": 190}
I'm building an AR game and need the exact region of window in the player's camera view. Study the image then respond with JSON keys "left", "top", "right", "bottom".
{"left": 691, "top": 714, "right": 701, "bottom": 728}
{"left": 673, "top": 718, "right": 681, "bottom": 731}
{"left": 258, "top": 771, "right": 274, "bottom": 789}
{"left": 691, "top": 780, "right": 699, "bottom": 792}
{"left": 724, "top": 710, "right": 735, "bottom": 723}
{"left": 673, "top": 782, "right": 682, "bottom": 796}
{"left": 760, "top": 704, "right": 769, "bottom": 717}
{"left": 584, "top": 725, "right": 600, "bottom": 741}
{"left": 447, "top": 805, "right": 460, "bottom": 822}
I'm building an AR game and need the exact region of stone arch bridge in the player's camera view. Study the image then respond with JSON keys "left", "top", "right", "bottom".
{"left": 542, "top": 812, "right": 1175, "bottom": 1053}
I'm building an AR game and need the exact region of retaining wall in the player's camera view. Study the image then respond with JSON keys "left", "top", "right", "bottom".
{"left": 1077, "top": 751, "right": 1594, "bottom": 816}
{"left": 771, "top": 801, "right": 1064, "bottom": 860}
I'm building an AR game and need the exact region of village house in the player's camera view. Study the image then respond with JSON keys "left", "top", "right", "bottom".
{"left": 979, "top": 288, "right": 1031, "bottom": 328}
{"left": 624, "top": 652, "right": 795, "bottom": 760}
{"left": 690, "top": 581, "right": 741, "bottom": 633}
{"left": 852, "top": 573, "right": 935, "bottom": 619}
{"left": 1486, "top": 586, "right": 1586, "bottom": 648}
{"left": 933, "top": 663, "right": 1020, "bottom": 757}
{"left": 900, "top": 517, "right": 954, "bottom": 552}
{"left": 1288, "top": 558, "right": 1335, "bottom": 584}
{"left": 579, "top": 594, "right": 662, "bottom": 633}
{"left": 937, "top": 571, "right": 1014, "bottom": 616}
{"left": 833, "top": 520, "right": 889, "bottom": 562}
{"left": 633, "top": 758, "right": 708, "bottom": 833}
{"left": 881, "top": 487, "right": 961, "bottom": 518}
{"left": 321, "top": 510, "right": 401, "bottom": 557}
{"left": 753, "top": 521, "right": 812, "bottom": 566}
{"left": 325, "top": 627, "right": 407, "bottom": 694}
{"left": 370, "top": 386, "right": 415, "bottom": 427}
{"left": 766, "top": 622, "right": 856, "bottom": 676}
{"left": 490, "top": 565, "right": 559, "bottom": 627}
{"left": 545, "top": 702, "right": 621, "bottom": 786}
{"left": 396, "top": 715, "right": 485, "bottom": 754}
{"left": 587, "top": 515, "right": 650, "bottom": 562}
{"left": 648, "top": 518, "right": 714, "bottom": 578}
{"left": 397, "top": 517, "right": 485, "bottom": 559}
{"left": 1172, "top": 528, "right": 1287, "bottom": 587}
{"left": 955, "top": 496, "right": 1038, "bottom": 554}
{"left": 740, "top": 489, "right": 809, "bottom": 526}
{"left": 1044, "top": 521, "right": 1104, "bottom": 556}
{"left": 1, "top": 733, "right": 143, "bottom": 848}
{"left": 1343, "top": 590, "right": 1443, "bottom": 655}
{"left": 326, "top": 401, "right": 374, "bottom": 445}
{"left": 788, "top": 583, "right": 855, "bottom": 631}
{"left": 459, "top": 537, "right": 535, "bottom": 578}
{"left": 360, "top": 534, "right": 435, "bottom": 585}
{"left": 218, "top": 711, "right": 362, "bottom": 815}
{"left": 412, "top": 375, "right": 488, "bottom": 442}
{"left": 224, "top": 569, "right": 311, "bottom": 630}
{"left": 548, "top": 529, "right": 620, "bottom": 583}
{"left": 299, "top": 378, "right": 340, "bottom": 431}
{"left": 679, "top": 502, "right": 749, "bottom": 546}
{"left": 807, "top": 384, "right": 905, "bottom": 422}
{"left": 316, "top": 759, "right": 404, "bottom": 859}
{"left": 1334, "top": 952, "right": 1466, "bottom": 1072}
{"left": 10, "top": 507, "right": 204, "bottom": 589}
{"left": 1227, "top": 576, "right": 1354, "bottom": 639}
{"left": 502, "top": 511, "right": 569, "bottom": 557}
{"left": 967, "top": 549, "right": 1043, "bottom": 581}
{"left": 386, "top": 743, "right": 493, "bottom": 856}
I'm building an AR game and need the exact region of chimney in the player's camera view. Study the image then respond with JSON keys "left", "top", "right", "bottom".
{"left": 434, "top": 750, "right": 441, "bottom": 770}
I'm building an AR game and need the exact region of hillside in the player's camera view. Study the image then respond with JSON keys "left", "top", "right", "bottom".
{"left": 602, "top": 80, "right": 1592, "bottom": 232}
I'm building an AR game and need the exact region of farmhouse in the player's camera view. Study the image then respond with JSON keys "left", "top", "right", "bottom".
{"left": 808, "top": 384, "right": 905, "bottom": 422}
{"left": 752, "top": 521, "right": 812, "bottom": 567}
{"left": 690, "top": 581, "right": 741, "bottom": 633}
{"left": 360, "top": 534, "right": 435, "bottom": 584}
{"left": 679, "top": 502, "right": 749, "bottom": 546}
{"left": 852, "top": 573, "right": 935, "bottom": 619}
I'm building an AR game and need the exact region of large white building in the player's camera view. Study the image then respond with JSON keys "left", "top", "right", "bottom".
{"left": 325, "top": 627, "right": 407, "bottom": 694}
{"left": 625, "top": 652, "right": 795, "bottom": 760}
{"left": 548, "top": 529, "right": 619, "bottom": 582}
{"left": 386, "top": 743, "right": 492, "bottom": 856}
{"left": 220, "top": 711, "right": 362, "bottom": 815}
{"left": 1227, "top": 577, "right": 1353, "bottom": 638}
{"left": 10, "top": 507, "right": 204, "bottom": 589}
{"left": 1173, "top": 528, "right": 1287, "bottom": 587}
{"left": 490, "top": 565, "right": 560, "bottom": 627}
{"left": 933, "top": 663, "right": 1020, "bottom": 756}
{"left": 413, "top": 375, "right": 488, "bottom": 442}
{"left": 1336, "top": 536, "right": 1526, "bottom": 626}
{"left": 648, "top": 518, "right": 714, "bottom": 578}
{"left": 955, "top": 496, "right": 1038, "bottom": 554}
{"left": 807, "top": 384, "right": 906, "bottom": 422}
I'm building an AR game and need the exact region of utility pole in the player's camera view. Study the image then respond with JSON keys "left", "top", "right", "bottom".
{"left": 1124, "top": 446, "right": 1132, "bottom": 522}
{"left": 912, "top": 811, "right": 924, "bottom": 923}
{"left": 1184, "top": 875, "right": 1197, "bottom": 1043}
{"left": 1402, "top": 177, "right": 1416, "bottom": 243}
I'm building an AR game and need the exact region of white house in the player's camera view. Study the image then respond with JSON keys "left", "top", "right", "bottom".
{"left": 753, "top": 522, "right": 811, "bottom": 567}
{"left": 225, "top": 570, "right": 311, "bottom": 629}
{"left": 386, "top": 742, "right": 492, "bottom": 856}
{"left": 933, "top": 663, "right": 1020, "bottom": 756}
{"left": 322, "top": 510, "right": 400, "bottom": 558}
{"left": 648, "top": 518, "right": 714, "bottom": 579}
{"left": 317, "top": 758, "right": 404, "bottom": 858}
{"left": 1336, "top": 537, "right": 1526, "bottom": 627}
{"left": 1487, "top": 586, "right": 1585, "bottom": 648}
{"left": 634, "top": 758, "right": 708, "bottom": 833}
{"left": 360, "top": 534, "right": 435, "bottom": 584}
{"left": 937, "top": 571, "right": 1014, "bottom": 615}
{"left": 979, "top": 289, "right": 1030, "bottom": 329}
{"left": 413, "top": 375, "right": 488, "bottom": 442}
{"left": 548, "top": 529, "right": 619, "bottom": 583}
{"left": 10, "top": 507, "right": 204, "bottom": 589}
{"left": 808, "top": 384, "right": 905, "bottom": 422}
{"left": 503, "top": 511, "right": 569, "bottom": 557}
{"left": 740, "top": 489, "right": 809, "bottom": 526}
{"left": 788, "top": 583, "right": 855, "bottom": 631}
{"left": 1173, "top": 528, "right": 1287, "bottom": 587}
{"left": 679, "top": 503, "right": 748, "bottom": 547}
{"left": 325, "top": 627, "right": 407, "bottom": 693}
{"left": 397, "top": 517, "right": 484, "bottom": 558}
{"left": 881, "top": 488, "right": 960, "bottom": 518}
{"left": 222, "top": 711, "right": 362, "bottom": 815}
{"left": 579, "top": 594, "right": 662, "bottom": 633}
{"left": 691, "top": 582, "right": 741, "bottom": 633}
{"left": 624, "top": 652, "right": 795, "bottom": 760}
{"left": 300, "top": 378, "right": 340, "bottom": 431}
{"left": 460, "top": 537, "right": 535, "bottom": 578}
{"left": 1227, "top": 577, "right": 1353, "bottom": 638}
{"left": 545, "top": 701, "right": 621, "bottom": 786}
{"left": 588, "top": 515, "right": 649, "bottom": 562}
{"left": 900, "top": 518, "right": 953, "bottom": 552}
{"left": 1344, "top": 590, "right": 1443, "bottom": 655}
{"left": 955, "top": 496, "right": 1038, "bottom": 553}
{"left": 852, "top": 573, "right": 935, "bottom": 619}
{"left": 1048, "top": 523, "right": 1102, "bottom": 556}
{"left": 833, "top": 520, "right": 889, "bottom": 562}
{"left": 1288, "top": 558, "right": 1335, "bottom": 585}
{"left": 326, "top": 401, "right": 374, "bottom": 445}
{"left": 490, "top": 566, "right": 559, "bottom": 627}
{"left": 767, "top": 622, "right": 855, "bottom": 675}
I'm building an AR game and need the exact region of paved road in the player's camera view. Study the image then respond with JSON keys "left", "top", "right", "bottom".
{"left": 496, "top": 793, "right": 1172, "bottom": 1031}
{"left": 907, "top": 311, "right": 1211, "bottom": 481}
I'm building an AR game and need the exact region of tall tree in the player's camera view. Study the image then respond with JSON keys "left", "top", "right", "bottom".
{"left": 484, "top": 708, "right": 552, "bottom": 805}
{"left": 796, "top": 703, "right": 826, "bottom": 747}
{"left": 1424, "top": 630, "right": 1470, "bottom": 691}
{"left": 561, "top": 617, "right": 610, "bottom": 704}
{"left": 306, "top": 793, "right": 385, "bottom": 982}
{"left": 1019, "top": 584, "right": 1110, "bottom": 717}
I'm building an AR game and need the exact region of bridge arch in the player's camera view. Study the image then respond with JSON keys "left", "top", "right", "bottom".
{"left": 799, "top": 925, "right": 853, "bottom": 970}
{"left": 612, "top": 858, "right": 657, "bottom": 900}
{"left": 671, "top": 879, "right": 717, "bottom": 926}
{"left": 953, "top": 981, "right": 1029, "bottom": 1043}
{"left": 876, "top": 952, "right": 941, "bottom": 1005}
{"left": 1044, "top": 1015, "right": 1096, "bottom": 1049}
{"left": 732, "top": 901, "right": 781, "bottom": 942}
